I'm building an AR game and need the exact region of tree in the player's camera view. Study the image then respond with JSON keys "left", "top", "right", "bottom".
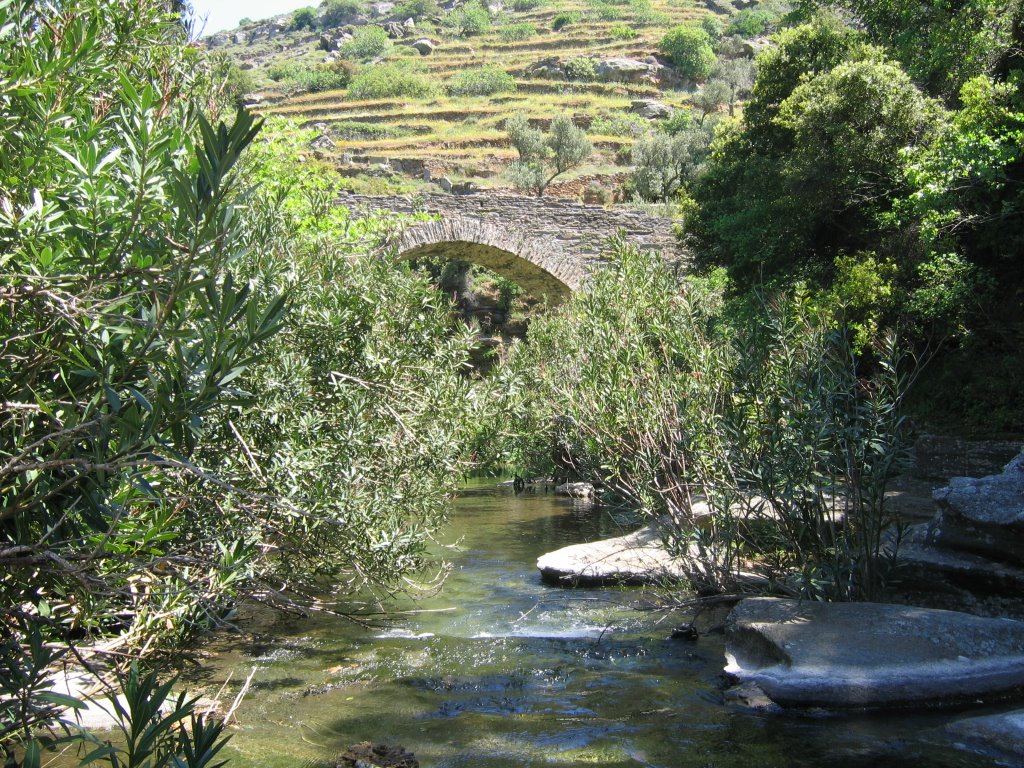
{"left": 506, "top": 114, "right": 592, "bottom": 196}
{"left": 658, "top": 25, "right": 716, "bottom": 81}
{"left": 711, "top": 56, "right": 756, "bottom": 115}
{"left": 631, "top": 124, "right": 714, "bottom": 201}
{"left": 692, "top": 79, "right": 731, "bottom": 123}
{"left": 293, "top": 5, "right": 317, "bottom": 29}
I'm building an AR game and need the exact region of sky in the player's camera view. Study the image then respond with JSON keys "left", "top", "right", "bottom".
{"left": 189, "top": 0, "right": 313, "bottom": 35}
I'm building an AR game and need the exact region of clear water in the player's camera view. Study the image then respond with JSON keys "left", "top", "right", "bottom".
{"left": 189, "top": 484, "right": 1013, "bottom": 767}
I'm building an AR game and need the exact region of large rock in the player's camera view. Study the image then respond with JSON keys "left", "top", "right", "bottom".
{"left": 555, "top": 481, "right": 594, "bottom": 499}
{"left": 595, "top": 57, "right": 658, "bottom": 83}
{"left": 411, "top": 38, "right": 435, "bottom": 55}
{"left": 537, "top": 524, "right": 689, "bottom": 586}
{"left": 630, "top": 98, "right": 673, "bottom": 119}
{"left": 382, "top": 21, "right": 408, "bottom": 38}
{"left": 929, "top": 451, "right": 1024, "bottom": 564}
{"left": 725, "top": 597, "right": 1024, "bottom": 708}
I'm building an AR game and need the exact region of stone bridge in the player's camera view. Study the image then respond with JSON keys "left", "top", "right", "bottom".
{"left": 337, "top": 192, "right": 681, "bottom": 302}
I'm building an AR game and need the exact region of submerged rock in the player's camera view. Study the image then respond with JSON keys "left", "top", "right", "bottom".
{"left": 725, "top": 597, "right": 1024, "bottom": 709}
{"left": 944, "top": 709, "right": 1024, "bottom": 763}
{"left": 555, "top": 481, "right": 594, "bottom": 499}
{"left": 337, "top": 742, "right": 418, "bottom": 768}
{"left": 537, "top": 524, "right": 688, "bottom": 586}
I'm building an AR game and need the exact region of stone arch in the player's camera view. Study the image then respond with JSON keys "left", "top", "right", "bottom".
{"left": 391, "top": 217, "right": 585, "bottom": 303}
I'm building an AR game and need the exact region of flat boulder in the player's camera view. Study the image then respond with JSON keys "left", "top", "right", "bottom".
{"left": 930, "top": 450, "right": 1024, "bottom": 564}
{"left": 630, "top": 98, "right": 673, "bottom": 119}
{"left": 595, "top": 58, "right": 658, "bottom": 83}
{"left": 411, "top": 38, "right": 435, "bottom": 55}
{"left": 725, "top": 597, "right": 1024, "bottom": 708}
{"left": 555, "top": 481, "right": 594, "bottom": 498}
{"left": 537, "top": 524, "right": 688, "bottom": 586}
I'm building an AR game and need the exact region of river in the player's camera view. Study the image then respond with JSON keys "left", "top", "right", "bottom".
{"left": 193, "top": 483, "right": 1003, "bottom": 767}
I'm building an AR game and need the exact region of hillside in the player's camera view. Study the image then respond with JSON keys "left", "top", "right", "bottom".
{"left": 205, "top": 0, "right": 775, "bottom": 197}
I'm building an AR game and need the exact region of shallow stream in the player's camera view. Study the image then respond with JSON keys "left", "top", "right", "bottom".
{"left": 195, "top": 483, "right": 1008, "bottom": 767}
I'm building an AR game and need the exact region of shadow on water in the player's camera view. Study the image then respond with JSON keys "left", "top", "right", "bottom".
{"left": 191, "top": 484, "right": 1009, "bottom": 768}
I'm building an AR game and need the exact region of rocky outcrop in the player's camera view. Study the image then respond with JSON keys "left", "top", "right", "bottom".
{"left": 900, "top": 450, "right": 1024, "bottom": 605}
{"left": 537, "top": 524, "right": 689, "bottom": 586}
{"left": 382, "top": 20, "right": 408, "bottom": 38}
{"left": 725, "top": 598, "right": 1024, "bottom": 709}
{"left": 595, "top": 57, "right": 660, "bottom": 83}
{"left": 630, "top": 98, "right": 673, "bottom": 119}
{"left": 337, "top": 742, "right": 418, "bottom": 768}
{"left": 555, "top": 482, "right": 595, "bottom": 499}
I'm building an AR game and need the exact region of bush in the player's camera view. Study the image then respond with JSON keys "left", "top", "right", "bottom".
{"left": 511, "top": 0, "right": 546, "bottom": 10}
{"left": 320, "top": 0, "right": 366, "bottom": 26}
{"left": 444, "top": 0, "right": 492, "bottom": 36}
{"left": 339, "top": 25, "right": 392, "bottom": 60}
{"left": 588, "top": 0, "right": 625, "bottom": 20}
{"left": 293, "top": 6, "right": 318, "bottom": 29}
{"left": 551, "top": 11, "right": 582, "bottom": 30}
{"left": 660, "top": 108, "right": 691, "bottom": 134}
{"left": 700, "top": 15, "right": 723, "bottom": 39}
{"left": 394, "top": 0, "right": 441, "bottom": 18}
{"left": 633, "top": 7, "right": 671, "bottom": 26}
{"left": 270, "top": 60, "right": 357, "bottom": 93}
{"left": 591, "top": 111, "right": 648, "bottom": 136}
{"left": 347, "top": 61, "right": 439, "bottom": 99}
{"left": 609, "top": 24, "right": 637, "bottom": 40}
{"left": 565, "top": 56, "right": 598, "bottom": 81}
{"left": 499, "top": 21, "right": 537, "bottom": 41}
{"left": 725, "top": 8, "right": 775, "bottom": 38}
{"left": 447, "top": 65, "right": 517, "bottom": 95}
{"left": 659, "top": 24, "right": 716, "bottom": 80}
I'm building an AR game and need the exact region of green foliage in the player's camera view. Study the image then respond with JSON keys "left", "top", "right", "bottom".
{"left": 320, "top": 0, "right": 366, "bottom": 26}
{"left": 270, "top": 60, "right": 357, "bottom": 94}
{"left": 292, "top": 6, "right": 318, "bottom": 29}
{"left": 0, "top": 0, "right": 282, "bottom": 667}
{"left": 506, "top": 113, "right": 592, "bottom": 196}
{"left": 77, "top": 665, "right": 230, "bottom": 768}
{"left": 725, "top": 8, "right": 775, "bottom": 38}
{"left": 499, "top": 22, "right": 537, "bottom": 41}
{"left": 347, "top": 61, "right": 439, "bottom": 99}
{"left": 588, "top": 0, "right": 626, "bottom": 20}
{"left": 710, "top": 56, "right": 756, "bottom": 114}
{"left": 590, "top": 111, "right": 648, "bottom": 136}
{"left": 510, "top": 0, "right": 546, "bottom": 9}
{"left": 691, "top": 78, "right": 730, "bottom": 122}
{"left": 565, "top": 56, "right": 598, "bottom": 82}
{"left": 609, "top": 24, "right": 637, "bottom": 40}
{"left": 699, "top": 15, "right": 723, "bottom": 39}
{"left": 339, "top": 25, "right": 393, "bottom": 60}
{"left": 631, "top": 123, "right": 713, "bottom": 201}
{"left": 446, "top": 65, "right": 517, "bottom": 96}
{"left": 551, "top": 11, "right": 583, "bottom": 30}
{"left": 394, "top": 0, "right": 441, "bottom": 19}
{"left": 492, "top": 242, "right": 911, "bottom": 599}
{"left": 443, "top": 0, "right": 492, "bottom": 36}
{"left": 804, "top": 0, "right": 1023, "bottom": 99}
{"left": 658, "top": 25, "right": 716, "bottom": 81}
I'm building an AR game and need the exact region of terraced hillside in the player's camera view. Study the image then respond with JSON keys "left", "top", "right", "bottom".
{"left": 207, "top": 0, "right": 775, "bottom": 196}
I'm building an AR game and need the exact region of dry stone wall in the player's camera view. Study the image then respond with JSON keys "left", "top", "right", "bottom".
{"left": 338, "top": 192, "right": 682, "bottom": 301}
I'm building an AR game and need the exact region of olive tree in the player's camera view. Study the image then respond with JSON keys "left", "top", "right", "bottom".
{"left": 631, "top": 124, "right": 713, "bottom": 201}
{"left": 505, "top": 113, "right": 592, "bottom": 196}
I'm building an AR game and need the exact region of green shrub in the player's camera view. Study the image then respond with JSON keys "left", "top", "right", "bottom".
{"left": 347, "top": 61, "right": 439, "bottom": 99}
{"left": 725, "top": 8, "right": 775, "bottom": 38}
{"left": 700, "top": 15, "right": 723, "bottom": 39}
{"left": 609, "top": 23, "right": 637, "bottom": 40}
{"left": 660, "top": 108, "right": 692, "bottom": 134}
{"left": 659, "top": 24, "right": 716, "bottom": 80}
{"left": 293, "top": 6, "right": 318, "bottom": 28}
{"left": 444, "top": 0, "right": 492, "bottom": 36}
{"left": 565, "top": 56, "right": 598, "bottom": 81}
{"left": 447, "top": 65, "right": 517, "bottom": 95}
{"left": 591, "top": 111, "right": 648, "bottom": 136}
{"left": 633, "top": 7, "right": 670, "bottom": 26}
{"left": 499, "top": 21, "right": 537, "bottom": 40}
{"left": 270, "top": 60, "right": 357, "bottom": 94}
{"left": 551, "top": 11, "right": 582, "bottom": 30}
{"left": 320, "top": 0, "right": 366, "bottom": 26}
{"left": 339, "top": 24, "right": 392, "bottom": 60}
{"left": 394, "top": 0, "right": 441, "bottom": 18}
{"left": 511, "top": 0, "right": 546, "bottom": 10}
